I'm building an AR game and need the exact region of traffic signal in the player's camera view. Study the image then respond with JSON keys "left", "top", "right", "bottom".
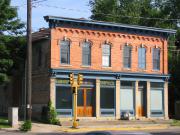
{"left": 77, "top": 74, "right": 83, "bottom": 86}
{"left": 69, "top": 73, "right": 74, "bottom": 85}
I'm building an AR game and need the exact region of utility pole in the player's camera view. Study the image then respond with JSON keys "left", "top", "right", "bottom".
{"left": 27, "top": 0, "right": 32, "bottom": 121}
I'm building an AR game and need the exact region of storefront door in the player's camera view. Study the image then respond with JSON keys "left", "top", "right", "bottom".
{"left": 138, "top": 89, "right": 144, "bottom": 117}
{"left": 77, "top": 88, "right": 94, "bottom": 117}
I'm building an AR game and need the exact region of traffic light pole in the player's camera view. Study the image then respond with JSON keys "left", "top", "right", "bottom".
{"left": 69, "top": 73, "right": 83, "bottom": 128}
{"left": 72, "top": 82, "right": 78, "bottom": 128}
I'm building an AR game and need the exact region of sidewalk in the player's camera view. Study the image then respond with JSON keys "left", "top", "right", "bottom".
{"left": 30, "top": 119, "right": 172, "bottom": 133}
{"left": 1, "top": 119, "right": 173, "bottom": 133}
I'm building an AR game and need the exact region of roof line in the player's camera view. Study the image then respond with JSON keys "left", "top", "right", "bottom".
{"left": 44, "top": 15, "right": 176, "bottom": 34}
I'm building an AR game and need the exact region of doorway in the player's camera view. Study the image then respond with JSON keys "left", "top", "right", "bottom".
{"left": 138, "top": 81, "right": 147, "bottom": 117}
{"left": 77, "top": 88, "right": 94, "bottom": 117}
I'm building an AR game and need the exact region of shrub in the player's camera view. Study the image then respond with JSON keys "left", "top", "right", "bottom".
{"left": 20, "top": 120, "right": 32, "bottom": 132}
{"left": 41, "top": 101, "right": 61, "bottom": 126}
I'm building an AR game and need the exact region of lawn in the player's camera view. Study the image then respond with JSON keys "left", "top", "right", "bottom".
{"left": 171, "top": 119, "right": 180, "bottom": 126}
{"left": 0, "top": 117, "right": 11, "bottom": 128}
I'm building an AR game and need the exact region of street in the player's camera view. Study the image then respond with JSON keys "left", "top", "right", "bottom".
{"left": 0, "top": 127, "right": 180, "bottom": 135}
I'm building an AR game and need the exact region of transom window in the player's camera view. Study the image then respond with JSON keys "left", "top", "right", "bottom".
{"left": 102, "top": 44, "right": 111, "bottom": 67}
{"left": 123, "top": 45, "right": 132, "bottom": 68}
{"left": 60, "top": 40, "right": 70, "bottom": 64}
{"left": 138, "top": 47, "right": 146, "bottom": 69}
{"left": 153, "top": 48, "right": 160, "bottom": 70}
{"left": 82, "top": 41, "right": 91, "bottom": 66}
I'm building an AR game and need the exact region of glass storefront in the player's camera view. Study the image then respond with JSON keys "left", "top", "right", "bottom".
{"left": 150, "top": 82, "right": 164, "bottom": 116}
{"left": 55, "top": 78, "right": 95, "bottom": 117}
{"left": 100, "top": 80, "right": 115, "bottom": 116}
{"left": 120, "top": 81, "right": 135, "bottom": 116}
{"left": 56, "top": 86, "right": 72, "bottom": 109}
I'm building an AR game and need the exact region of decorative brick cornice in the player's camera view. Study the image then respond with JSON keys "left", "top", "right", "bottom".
{"left": 55, "top": 28, "right": 164, "bottom": 44}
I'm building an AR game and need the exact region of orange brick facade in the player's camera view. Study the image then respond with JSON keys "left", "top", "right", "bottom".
{"left": 30, "top": 16, "right": 176, "bottom": 120}
{"left": 50, "top": 27, "right": 168, "bottom": 75}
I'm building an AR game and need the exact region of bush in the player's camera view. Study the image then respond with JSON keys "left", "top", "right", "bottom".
{"left": 41, "top": 101, "right": 61, "bottom": 126}
{"left": 20, "top": 120, "right": 32, "bottom": 132}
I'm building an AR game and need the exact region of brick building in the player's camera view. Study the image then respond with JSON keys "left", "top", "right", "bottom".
{"left": 31, "top": 16, "right": 176, "bottom": 120}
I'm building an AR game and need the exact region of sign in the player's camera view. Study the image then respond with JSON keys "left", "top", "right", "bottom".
{"left": 56, "top": 79, "right": 70, "bottom": 84}
{"left": 100, "top": 80, "right": 115, "bottom": 86}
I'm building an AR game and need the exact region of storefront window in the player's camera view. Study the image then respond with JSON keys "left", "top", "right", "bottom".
{"left": 56, "top": 86, "right": 72, "bottom": 109}
{"left": 100, "top": 87, "right": 115, "bottom": 108}
{"left": 120, "top": 81, "right": 135, "bottom": 115}
{"left": 77, "top": 89, "right": 84, "bottom": 106}
{"left": 150, "top": 82, "right": 164, "bottom": 116}
{"left": 100, "top": 80, "right": 115, "bottom": 116}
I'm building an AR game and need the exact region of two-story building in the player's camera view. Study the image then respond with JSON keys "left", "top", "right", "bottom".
{"left": 31, "top": 16, "right": 176, "bottom": 120}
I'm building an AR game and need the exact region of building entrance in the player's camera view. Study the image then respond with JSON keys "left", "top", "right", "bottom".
{"left": 77, "top": 88, "right": 95, "bottom": 117}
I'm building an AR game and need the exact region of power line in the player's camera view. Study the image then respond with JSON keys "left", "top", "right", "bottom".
{"left": 16, "top": 2, "right": 180, "bottom": 22}
{"left": 19, "top": 0, "right": 49, "bottom": 7}
{"left": 36, "top": 4, "right": 179, "bottom": 22}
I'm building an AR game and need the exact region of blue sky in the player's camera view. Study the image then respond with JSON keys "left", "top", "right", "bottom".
{"left": 11, "top": 0, "right": 92, "bottom": 31}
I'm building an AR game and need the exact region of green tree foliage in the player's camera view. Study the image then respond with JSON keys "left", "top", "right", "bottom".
{"left": 0, "top": 0, "right": 25, "bottom": 84}
{"left": 89, "top": 0, "right": 179, "bottom": 28}
{"left": 89, "top": 0, "right": 180, "bottom": 100}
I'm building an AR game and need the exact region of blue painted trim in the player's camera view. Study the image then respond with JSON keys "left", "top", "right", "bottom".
{"left": 56, "top": 109, "right": 72, "bottom": 117}
{"left": 51, "top": 68, "right": 170, "bottom": 77}
{"left": 44, "top": 16, "right": 176, "bottom": 37}
{"left": 150, "top": 110, "right": 164, "bottom": 117}
{"left": 51, "top": 68, "right": 169, "bottom": 82}
{"left": 100, "top": 109, "right": 115, "bottom": 117}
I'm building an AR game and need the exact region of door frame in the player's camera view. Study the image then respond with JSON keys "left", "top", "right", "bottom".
{"left": 77, "top": 88, "right": 94, "bottom": 117}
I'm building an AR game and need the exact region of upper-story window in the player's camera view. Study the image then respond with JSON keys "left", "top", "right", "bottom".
{"left": 153, "top": 48, "right": 160, "bottom": 70}
{"left": 60, "top": 40, "right": 70, "bottom": 64}
{"left": 138, "top": 47, "right": 146, "bottom": 69}
{"left": 82, "top": 41, "right": 91, "bottom": 66}
{"left": 123, "top": 45, "right": 132, "bottom": 68}
{"left": 102, "top": 44, "right": 111, "bottom": 67}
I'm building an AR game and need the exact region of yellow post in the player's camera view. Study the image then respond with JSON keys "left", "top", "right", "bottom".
{"left": 69, "top": 73, "right": 83, "bottom": 129}
{"left": 72, "top": 85, "right": 78, "bottom": 128}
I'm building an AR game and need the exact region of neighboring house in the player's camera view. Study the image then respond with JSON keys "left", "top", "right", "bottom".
{"left": 31, "top": 16, "right": 176, "bottom": 120}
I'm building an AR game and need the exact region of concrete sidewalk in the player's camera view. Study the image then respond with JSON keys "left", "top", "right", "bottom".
{"left": 30, "top": 120, "right": 172, "bottom": 133}
{"left": 1, "top": 119, "right": 173, "bottom": 133}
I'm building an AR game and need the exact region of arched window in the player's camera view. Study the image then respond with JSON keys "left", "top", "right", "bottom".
{"left": 60, "top": 40, "right": 70, "bottom": 64}
{"left": 102, "top": 44, "right": 111, "bottom": 67}
{"left": 138, "top": 47, "right": 146, "bottom": 69}
{"left": 123, "top": 45, "right": 132, "bottom": 68}
{"left": 153, "top": 48, "right": 160, "bottom": 70}
{"left": 82, "top": 41, "right": 91, "bottom": 66}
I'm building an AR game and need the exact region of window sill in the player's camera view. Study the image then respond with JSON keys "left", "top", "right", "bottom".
{"left": 102, "top": 66, "right": 112, "bottom": 69}
{"left": 60, "top": 64, "right": 72, "bottom": 67}
{"left": 151, "top": 69, "right": 161, "bottom": 73}
{"left": 138, "top": 69, "right": 147, "bottom": 72}
{"left": 122, "top": 68, "right": 131, "bottom": 71}
{"left": 81, "top": 65, "right": 91, "bottom": 68}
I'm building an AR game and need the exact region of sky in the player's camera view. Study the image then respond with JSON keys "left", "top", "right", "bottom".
{"left": 11, "top": 0, "right": 92, "bottom": 32}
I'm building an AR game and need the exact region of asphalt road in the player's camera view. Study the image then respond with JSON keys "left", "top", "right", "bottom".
{"left": 0, "top": 127, "right": 180, "bottom": 135}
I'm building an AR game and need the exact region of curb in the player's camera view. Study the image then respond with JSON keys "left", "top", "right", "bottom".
{"left": 59, "top": 124, "right": 169, "bottom": 133}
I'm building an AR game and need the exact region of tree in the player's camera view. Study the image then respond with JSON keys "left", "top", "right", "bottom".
{"left": 89, "top": 0, "right": 180, "bottom": 101}
{"left": 89, "top": 0, "right": 179, "bottom": 29}
{"left": 0, "top": 0, "right": 25, "bottom": 84}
